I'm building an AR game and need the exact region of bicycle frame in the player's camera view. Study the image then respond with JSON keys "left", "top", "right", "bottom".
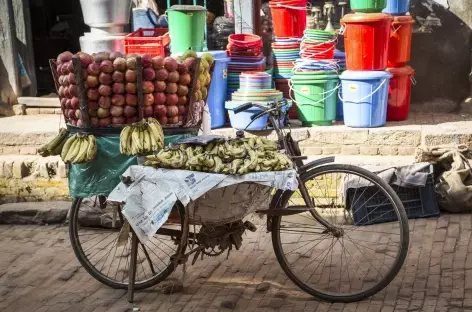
{"left": 237, "top": 101, "right": 337, "bottom": 232}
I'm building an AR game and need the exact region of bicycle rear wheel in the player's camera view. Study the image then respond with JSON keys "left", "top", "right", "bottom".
{"left": 271, "top": 164, "right": 409, "bottom": 302}
{"left": 69, "top": 197, "right": 185, "bottom": 290}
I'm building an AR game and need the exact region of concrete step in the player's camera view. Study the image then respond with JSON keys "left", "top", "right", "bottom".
{"left": 0, "top": 153, "right": 413, "bottom": 204}
{"left": 1, "top": 113, "right": 472, "bottom": 156}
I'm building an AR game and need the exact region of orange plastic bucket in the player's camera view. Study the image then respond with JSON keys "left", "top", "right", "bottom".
{"left": 341, "top": 13, "right": 393, "bottom": 71}
{"left": 269, "top": 0, "right": 308, "bottom": 38}
{"left": 387, "top": 15, "right": 414, "bottom": 67}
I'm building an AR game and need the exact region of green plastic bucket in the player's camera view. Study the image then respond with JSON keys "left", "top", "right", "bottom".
{"left": 350, "top": 0, "right": 386, "bottom": 12}
{"left": 167, "top": 5, "right": 207, "bottom": 54}
{"left": 291, "top": 74, "right": 339, "bottom": 126}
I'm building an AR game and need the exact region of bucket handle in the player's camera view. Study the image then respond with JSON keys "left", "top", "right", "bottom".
{"left": 410, "top": 76, "right": 417, "bottom": 85}
{"left": 274, "top": 2, "right": 311, "bottom": 10}
{"left": 391, "top": 25, "right": 402, "bottom": 34}
{"left": 338, "top": 24, "right": 346, "bottom": 35}
{"left": 338, "top": 79, "right": 388, "bottom": 104}
{"left": 289, "top": 80, "right": 341, "bottom": 105}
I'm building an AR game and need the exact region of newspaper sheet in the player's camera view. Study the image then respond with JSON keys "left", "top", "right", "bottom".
{"left": 108, "top": 165, "right": 298, "bottom": 242}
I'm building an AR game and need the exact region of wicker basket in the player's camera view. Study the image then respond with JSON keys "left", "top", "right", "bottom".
{"left": 187, "top": 183, "right": 272, "bottom": 225}
{"left": 49, "top": 55, "right": 213, "bottom": 130}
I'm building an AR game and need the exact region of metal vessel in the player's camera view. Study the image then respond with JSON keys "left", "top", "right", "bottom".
{"left": 79, "top": 32, "right": 126, "bottom": 54}
{"left": 80, "top": 0, "right": 132, "bottom": 28}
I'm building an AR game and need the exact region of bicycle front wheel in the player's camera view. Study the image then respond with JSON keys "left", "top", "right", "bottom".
{"left": 69, "top": 197, "right": 185, "bottom": 290}
{"left": 272, "top": 164, "right": 409, "bottom": 303}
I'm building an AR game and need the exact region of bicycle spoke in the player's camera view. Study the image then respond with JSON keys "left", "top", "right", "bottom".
{"left": 275, "top": 165, "right": 408, "bottom": 300}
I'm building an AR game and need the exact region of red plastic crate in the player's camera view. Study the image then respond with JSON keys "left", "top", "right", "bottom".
{"left": 124, "top": 28, "right": 170, "bottom": 57}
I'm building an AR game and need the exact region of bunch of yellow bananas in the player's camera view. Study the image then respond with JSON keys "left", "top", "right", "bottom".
{"left": 120, "top": 118, "right": 164, "bottom": 156}
{"left": 61, "top": 134, "right": 97, "bottom": 164}
{"left": 38, "top": 128, "right": 69, "bottom": 157}
{"left": 144, "top": 137, "right": 292, "bottom": 174}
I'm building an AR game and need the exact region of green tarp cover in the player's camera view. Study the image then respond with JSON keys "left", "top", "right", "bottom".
{"left": 68, "top": 132, "right": 197, "bottom": 198}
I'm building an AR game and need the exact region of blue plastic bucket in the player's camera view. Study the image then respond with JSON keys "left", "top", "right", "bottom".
{"left": 340, "top": 70, "right": 392, "bottom": 128}
{"left": 383, "top": 0, "right": 410, "bottom": 15}
{"left": 197, "top": 51, "right": 230, "bottom": 129}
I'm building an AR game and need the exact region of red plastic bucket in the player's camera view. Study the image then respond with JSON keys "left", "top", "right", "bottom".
{"left": 269, "top": 0, "right": 308, "bottom": 38}
{"left": 386, "top": 66, "right": 414, "bottom": 121}
{"left": 388, "top": 15, "right": 414, "bottom": 67}
{"left": 341, "top": 13, "right": 393, "bottom": 70}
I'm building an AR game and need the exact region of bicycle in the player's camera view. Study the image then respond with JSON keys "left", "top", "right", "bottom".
{"left": 69, "top": 101, "right": 409, "bottom": 303}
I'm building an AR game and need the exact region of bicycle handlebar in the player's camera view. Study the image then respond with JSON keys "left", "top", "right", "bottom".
{"left": 233, "top": 103, "right": 254, "bottom": 114}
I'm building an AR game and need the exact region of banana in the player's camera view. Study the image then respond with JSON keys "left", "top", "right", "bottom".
{"left": 230, "top": 159, "right": 244, "bottom": 174}
{"left": 170, "top": 149, "right": 187, "bottom": 169}
{"left": 244, "top": 143, "right": 258, "bottom": 170}
{"left": 140, "top": 126, "right": 145, "bottom": 154}
{"left": 73, "top": 136, "right": 89, "bottom": 163}
{"left": 51, "top": 138, "right": 66, "bottom": 156}
{"left": 203, "top": 154, "right": 215, "bottom": 168}
{"left": 184, "top": 146, "right": 194, "bottom": 160}
{"left": 143, "top": 127, "right": 151, "bottom": 152}
{"left": 237, "top": 159, "right": 252, "bottom": 175}
{"left": 261, "top": 138, "right": 278, "bottom": 151}
{"left": 204, "top": 143, "right": 215, "bottom": 153}
{"left": 193, "top": 146, "right": 204, "bottom": 155}
{"left": 86, "top": 135, "right": 97, "bottom": 162}
{"left": 212, "top": 156, "right": 225, "bottom": 173}
{"left": 147, "top": 122, "right": 164, "bottom": 149}
{"left": 225, "top": 142, "right": 246, "bottom": 159}
{"left": 45, "top": 128, "right": 68, "bottom": 153}
{"left": 146, "top": 155, "right": 159, "bottom": 161}
{"left": 247, "top": 137, "right": 257, "bottom": 149}
{"left": 148, "top": 126, "right": 158, "bottom": 152}
{"left": 63, "top": 136, "right": 80, "bottom": 162}
{"left": 120, "top": 126, "right": 132, "bottom": 154}
{"left": 131, "top": 127, "right": 142, "bottom": 155}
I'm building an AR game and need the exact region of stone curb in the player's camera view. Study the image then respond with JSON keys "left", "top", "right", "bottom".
{"left": 0, "top": 201, "right": 70, "bottom": 225}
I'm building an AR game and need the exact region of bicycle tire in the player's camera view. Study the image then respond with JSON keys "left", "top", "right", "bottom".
{"left": 69, "top": 197, "right": 186, "bottom": 290}
{"left": 271, "top": 164, "right": 409, "bottom": 303}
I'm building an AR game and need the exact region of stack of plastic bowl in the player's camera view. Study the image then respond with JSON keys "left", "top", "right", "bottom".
{"left": 272, "top": 38, "right": 301, "bottom": 119}
{"left": 299, "top": 29, "right": 336, "bottom": 60}
{"left": 226, "top": 34, "right": 266, "bottom": 100}
{"left": 226, "top": 72, "right": 288, "bottom": 130}
{"left": 288, "top": 29, "right": 341, "bottom": 127}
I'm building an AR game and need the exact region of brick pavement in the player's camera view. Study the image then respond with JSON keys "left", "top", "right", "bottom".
{"left": 1, "top": 215, "right": 472, "bottom": 312}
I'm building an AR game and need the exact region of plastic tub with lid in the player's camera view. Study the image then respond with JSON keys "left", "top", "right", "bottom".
{"left": 340, "top": 70, "right": 392, "bottom": 128}
{"left": 386, "top": 66, "right": 414, "bottom": 121}
{"left": 341, "top": 13, "right": 393, "bottom": 71}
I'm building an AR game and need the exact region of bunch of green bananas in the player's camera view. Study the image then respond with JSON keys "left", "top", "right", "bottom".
{"left": 144, "top": 137, "right": 292, "bottom": 175}
{"left": 38, "top": 128, "right": 69, "bottom": 157}
{"left": 144, "top": 145, "right": 188, "bottom": 169}
{"left": 61, "top": 134, "right": 97, "bottom": 164}
{"left": 120, "top": 118, "right": 164, "bottom": 156}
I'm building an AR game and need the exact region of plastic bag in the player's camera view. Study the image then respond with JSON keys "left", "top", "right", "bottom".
{"left": 69, "top": 132, "right": 197, "bottom": 198}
